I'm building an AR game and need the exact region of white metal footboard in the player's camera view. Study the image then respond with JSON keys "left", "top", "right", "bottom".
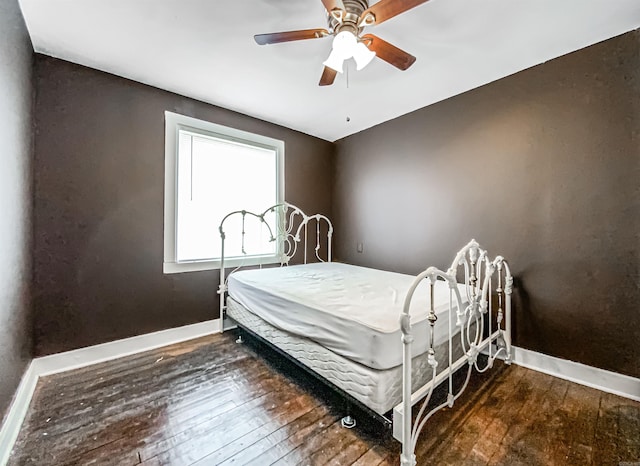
{"left": 396, "top": 240, "right": 513, "bottom": 465}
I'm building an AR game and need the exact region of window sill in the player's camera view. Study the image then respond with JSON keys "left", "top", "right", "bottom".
{"left": 163, "top": 255, "right": 282, "bottom": 274}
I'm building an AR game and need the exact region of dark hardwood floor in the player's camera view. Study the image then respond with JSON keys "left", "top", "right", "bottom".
{"left": 8, "top": 332, "right": 640, "bottom": 465}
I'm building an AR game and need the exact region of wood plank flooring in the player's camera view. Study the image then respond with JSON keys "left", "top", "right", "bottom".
{"left": 8, "top": 332, "right": 640, "bottom": 465}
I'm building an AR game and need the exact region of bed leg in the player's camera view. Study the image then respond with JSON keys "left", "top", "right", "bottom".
{"left": 341, "top": 415, "right": 356, "bottom": 429}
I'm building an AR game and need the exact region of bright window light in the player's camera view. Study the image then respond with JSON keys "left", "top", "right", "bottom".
{"left": 164, "top": 112, "right": 284, "bottom": 273}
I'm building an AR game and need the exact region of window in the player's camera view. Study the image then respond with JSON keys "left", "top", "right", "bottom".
{"left": 164, "top": 112, "right": 284, "bottom": 273}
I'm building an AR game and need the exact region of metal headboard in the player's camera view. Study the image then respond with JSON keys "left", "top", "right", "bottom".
{"left": 217, "top": 202, "right": 333, "bottom": 331}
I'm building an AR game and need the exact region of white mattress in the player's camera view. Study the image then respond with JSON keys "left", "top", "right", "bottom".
{"left": 227, "top": 297, "right": 468, "bottom": 415}
{"left": 227, "top": 262, "right": 468, "bottom": 370}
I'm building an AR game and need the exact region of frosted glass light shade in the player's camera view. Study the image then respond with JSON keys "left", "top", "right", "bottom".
{"left": 353, "top": 42, "right": 376, "bottom": 70}
{"left": 333, "top": 31, "right": 357, "bottom": 56}
{"left": 323, "top": 48, "right": 345, "bottom": 73}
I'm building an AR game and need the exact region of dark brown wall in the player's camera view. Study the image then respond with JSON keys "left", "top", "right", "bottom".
{"left": 334, "top": 31, "right": 640, "bottom": 378}
{"left": 33, "top": 56, "right": 334, "bottom": 356}
{"left": 0, "top": 0, "right": 33, "bottom": 417}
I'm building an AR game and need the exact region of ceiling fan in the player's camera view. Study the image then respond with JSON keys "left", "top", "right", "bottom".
{"left": 254, "top": 0, "right": 429, "bottom": 86}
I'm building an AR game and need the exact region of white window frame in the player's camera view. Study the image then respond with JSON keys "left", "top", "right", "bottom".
{"left": 163, "top": 111, "right": 285, "bottom": 274}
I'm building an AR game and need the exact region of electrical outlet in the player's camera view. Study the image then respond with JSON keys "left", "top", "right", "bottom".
{"left": 357, "top": 242, "right": 363, "bottom": 253}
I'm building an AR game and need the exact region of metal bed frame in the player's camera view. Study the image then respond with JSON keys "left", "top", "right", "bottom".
{"left": 217, "top": 203, "right": 513, "bottom": 465}
{"left": 398, "top": 240, "right": 513, "bottom": 465}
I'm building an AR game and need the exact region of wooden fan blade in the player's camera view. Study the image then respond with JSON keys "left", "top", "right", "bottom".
{"left": 320, "top": 0, "right": 345, "bottom": 13}
{"left": 254, "top": 29, "right": 329, "bottom": 45}
{"left": 360, "top": 0, "right": 430, "bottom": 26}
{"left": 362, "top": 34, "right": 416, "bottom": 70}
{"left": 319, "top": 66, "right": 337, "bottom": 86}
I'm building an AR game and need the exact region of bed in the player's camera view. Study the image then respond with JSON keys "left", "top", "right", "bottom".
{"left": 217, "top": 203, "right": 512, "bottom": 465}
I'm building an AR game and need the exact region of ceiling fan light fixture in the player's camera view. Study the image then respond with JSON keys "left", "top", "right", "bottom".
{"left": 324, "top": 30, "right": 357, "bottom": 73}
{"left": 353, "top": 41, "right": 376, "bottom": 70}
{"left": 327, "top": 31, "right": 375, "bottom": 72}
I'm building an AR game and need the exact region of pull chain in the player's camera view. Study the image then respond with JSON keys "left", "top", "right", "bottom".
{"left": 345, "top": 62, "right": 351, "bottom": 124}
{"left": 346, "top": 60, "right": 350, "bottom": 89}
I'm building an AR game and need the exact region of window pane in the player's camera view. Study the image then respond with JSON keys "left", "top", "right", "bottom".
{"left": 175, "top": 131, "right": 278, "bottom": 262}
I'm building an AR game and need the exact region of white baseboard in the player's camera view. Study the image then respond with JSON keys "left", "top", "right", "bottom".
{"left": 0, "top": 362, "right": 39, "bottom": 466}
{"left": 509, "top": 346, "right": 640, "bottom": 402}
{"left": 0, "top": 319, "right": 220, "bottom": 465}
{"left": 33, "top": 319, "right": 220, "bottom": 376}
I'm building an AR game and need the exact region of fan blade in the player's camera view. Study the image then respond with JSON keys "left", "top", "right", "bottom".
{"left": 362, "top": 34, "right": 416, "bottom": 70}
{"left": 255, "top": 29, "right": 329, "bottom": 45}
{"left": 320, "top": 0, "right": 345, "bottom": 13}
{"left": 321, "top": 0, "right": 346, "bottom": 22}
{"left": 360, "top": 0, "right": 430, "bottom": 26}
{"left": 319, "top": 66, "right": 337, "bottom": 86}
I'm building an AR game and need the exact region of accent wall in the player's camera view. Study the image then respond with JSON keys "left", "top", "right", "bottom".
{"left": 334, "top": 31, "right": 639, "bottom": 378}
{"left": 33, "top": 56, "right": 334, "bottom": 356}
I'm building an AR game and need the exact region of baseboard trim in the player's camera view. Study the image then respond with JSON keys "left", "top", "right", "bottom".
{"left": 509, "top": 346, "right": 640, "bottom": 402}
{"left": 33, "top": 319, "right": 220, "bottom": 376}
{"left": 0, "top": 362, "right": 39, "bottom": 466}
{"left": 0, "top": 319, "right": 220, "bottom": 465}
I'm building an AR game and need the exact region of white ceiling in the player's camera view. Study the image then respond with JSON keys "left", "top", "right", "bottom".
{"left": 18, "top": 0, "right": 640, "bottom": 142}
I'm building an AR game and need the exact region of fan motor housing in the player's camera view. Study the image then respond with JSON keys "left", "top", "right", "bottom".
{"left": 328, "top": 0, "right": 369, "bottom": 34}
